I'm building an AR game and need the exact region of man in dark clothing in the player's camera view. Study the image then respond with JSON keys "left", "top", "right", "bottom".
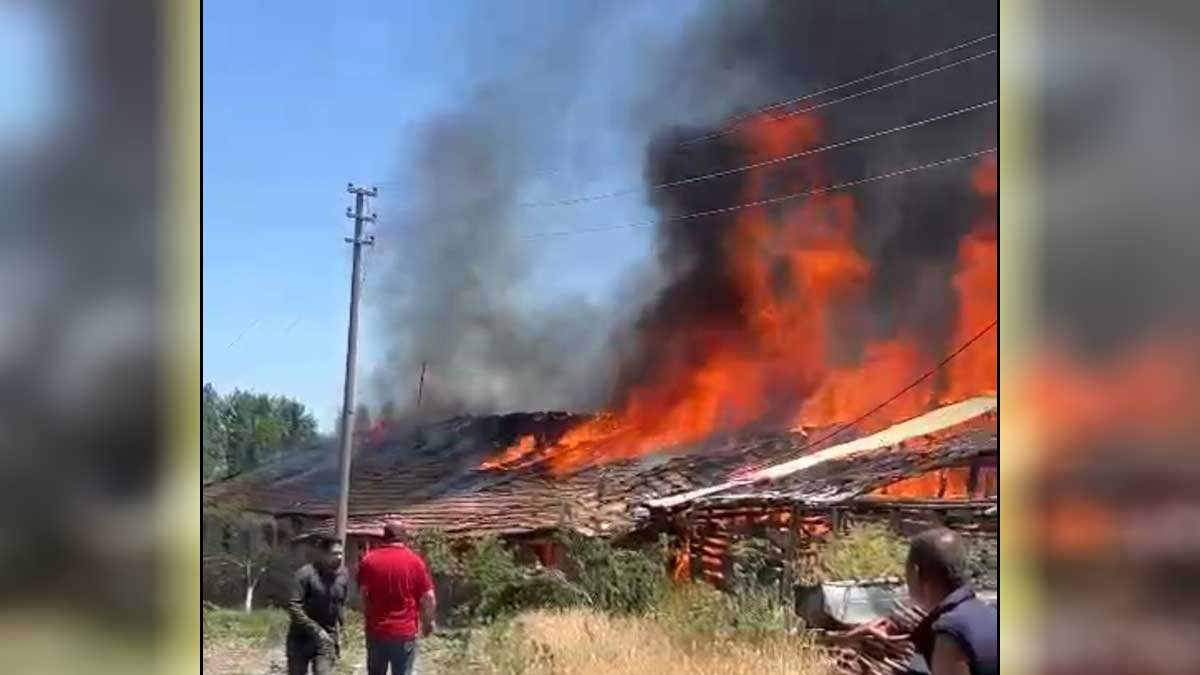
{"left": 286, "top": 536, "right": 349, "bottom": 675}
{"left": 356, "top": 520, "right": 436, "bottom": 675}
{"left": 905, "top": 528, "right": 998, "bottom": 675}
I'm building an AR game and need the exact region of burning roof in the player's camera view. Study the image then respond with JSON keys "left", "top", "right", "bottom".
{"left": 203, "top": 397, "right": 996, "bottom": 539}
{"left": 645, "top": 395, "right": 997, "bottom": 511}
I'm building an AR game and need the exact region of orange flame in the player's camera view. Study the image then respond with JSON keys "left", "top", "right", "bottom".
{"left": 484, "top": 114, "right": 998, "bottom": 474}
{"left": 872, "top": 467, "right": 976, "bottom": 499}
{"left": 944, "top": 156, "right": 998, "bottom": 403}
{"left": 1023, "top": 336, "right": 1200, "bottom": 457}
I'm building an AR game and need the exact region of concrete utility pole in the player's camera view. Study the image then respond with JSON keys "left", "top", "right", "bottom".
{"left": 335, "top": 183, "right": 376, "bottom": 544}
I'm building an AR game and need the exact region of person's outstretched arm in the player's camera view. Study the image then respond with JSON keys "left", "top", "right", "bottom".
{"left": 419, "top": 588, "right": 437, "bottom": 637}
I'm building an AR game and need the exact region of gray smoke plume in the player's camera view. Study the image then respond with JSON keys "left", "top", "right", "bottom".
{"left": 371, "top": 0, "right": 997, "bottom": 424}
{"left": 371, "top": 103, "right": 615, "bottom": 421}
{"left": 369, "top": 3, "right": 626, "bottom": 422}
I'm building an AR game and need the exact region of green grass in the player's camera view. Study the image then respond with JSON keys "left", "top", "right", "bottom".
{"left": 202, "top": 608, "right": 290, "bottom": 646}
{"left": 819, "top": 523, "right": 909, "bottom": 581}
{"left": 203, "top": 608, "right": 367, "bottom": 674}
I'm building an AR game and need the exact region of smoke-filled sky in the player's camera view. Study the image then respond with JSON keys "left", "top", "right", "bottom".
{"left": 204, "top": 0, "right": 996, "bottom": 431}
{"left": 205, "top": 1, "right": 705, "bottom": 430}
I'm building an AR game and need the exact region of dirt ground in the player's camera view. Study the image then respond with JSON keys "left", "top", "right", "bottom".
{"left": 202, "top": 639, "right": 435, "bottom": 675}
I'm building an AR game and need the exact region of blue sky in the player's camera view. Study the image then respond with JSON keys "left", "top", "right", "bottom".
{"left": 204, "top": 2, "right": 704, "bottom": 431}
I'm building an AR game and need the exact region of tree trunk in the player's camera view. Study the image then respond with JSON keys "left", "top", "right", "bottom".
{"left": 243, "top": 565, "right": 255, "bottom": 612}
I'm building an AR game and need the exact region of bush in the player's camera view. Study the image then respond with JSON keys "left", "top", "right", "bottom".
{"left": 411, "top": 532, "right": 667, "bottom": 623}
{"left": 728, "top": 537, "right": 783, "bottom": 594}
{"left": 819, "top": 523, "right": 908, "bottom": 581}
{"left": 446, "top": 535, "right": 591, "bottom": 622}
{"left": 556, "top": 533, "right": 665, "bottom": 615}
{"left": 413, "top": 529, "right": 464, "bottom": 577}
{"left": 480, "top": 570, "right": 591, "bottom": 620}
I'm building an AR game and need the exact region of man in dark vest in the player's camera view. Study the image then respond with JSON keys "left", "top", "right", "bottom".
{"left": 906, "top": 527, "right": 998, "bottom": 675}
{"left": 286, "top": 536, "right": 349, "bottom": 675}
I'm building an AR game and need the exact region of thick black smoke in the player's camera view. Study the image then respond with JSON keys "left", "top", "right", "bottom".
{"left": 610, "top": 0, "right": 998, "bottom": 410}
{"left": 373, "top": 0, "right": 997, "bottom": 423}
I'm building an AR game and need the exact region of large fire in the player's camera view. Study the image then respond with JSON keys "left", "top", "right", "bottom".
{"left": 484, "top": 114, "right": 997, "bottom": 475}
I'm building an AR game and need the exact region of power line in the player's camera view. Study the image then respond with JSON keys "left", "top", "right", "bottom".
{"left": 521, "top": 99, "right": 996, "bottom": 208}
{"left": 225, "top": 318, "right": 261, "bottom": 350}
{"left": 377, "top": 41, "right": 996, "bottom": 204}
{"left": 736, "top": 318, "right": 998, "bottom": 478}
{"left": 523, "top": 147, "right": 996, "bottom": 239}
{"left": 708, "top": 32, "right": 997, "bottom": 129}
{"left": 680, "top": 48, "right": 997, "bottom": 147}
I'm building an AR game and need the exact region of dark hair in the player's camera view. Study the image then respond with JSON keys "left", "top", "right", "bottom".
{"left": 907, "top": 527, "right": 969, "bottom": 590}
{"left": 382, "top": 520, "right": 409, "bottom": 541}
{"left": 315, "top": 535, "right": 343, "bottom": 551}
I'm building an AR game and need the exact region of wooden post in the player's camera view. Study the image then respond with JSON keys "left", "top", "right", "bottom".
{"left": 782, "top": 504, "right": 799, "bottom": 628}
{"left": 675, "top": 513, "right": 693, "bottom": 582}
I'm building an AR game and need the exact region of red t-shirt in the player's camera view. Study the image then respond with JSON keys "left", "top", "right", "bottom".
{"left": 356, "top": 543, "right": 434, "bottom": 640}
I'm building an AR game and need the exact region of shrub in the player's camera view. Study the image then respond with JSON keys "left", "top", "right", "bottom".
{"left": 556, "top": 533, "right": 665, "bottom": 615}
{"left": 407, "top": 531, "right": 671, "bottom": 624}
{"left": 479, "top": 569, "right": 591, "bottom": 620}
{"left": 460, "top": 536, "right": 525, "bottom": 622}
{"left": 728, "top": 537, "right": 783, "bottom": 594}
{"left": 819, "top": 523, "right": 908, "bottom": 581}
{"left": 412, "top": 529, "right": 464, "bottom": 577}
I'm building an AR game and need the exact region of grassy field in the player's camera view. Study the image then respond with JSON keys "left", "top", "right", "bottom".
{"left": 200, "top": 528, "right": 919, "bottom": 673}
{"left": 435, "top": 608, "right": 830, "bottom": 675}
{"left": 202, "top": 589, "right": 832, "bottom": 675}
{"left": 203, "top": 608, "right": 368, "bottom": 674}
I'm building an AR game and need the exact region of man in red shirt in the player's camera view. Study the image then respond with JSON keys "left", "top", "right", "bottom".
{"left": 356, "top": 520, "right": 437, "bottom": 675}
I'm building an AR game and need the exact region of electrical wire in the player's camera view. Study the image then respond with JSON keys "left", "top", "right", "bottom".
{"left": 520, "top": 99, "right": 996, "bottom": 207}
{"left": 523, "top": 147, "right": 996, "bottom": 239}
{"left": 736, "top": 319, "right": 998, "bottom": 477}
{"left": 680, "top": 48, "right": 997, "bottom": 146}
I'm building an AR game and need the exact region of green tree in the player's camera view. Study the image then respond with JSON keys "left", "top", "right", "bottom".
{"left": 204, "top": 384, "right": 320, "bottom": 479}
{"left": 203, "top": 382, "right": 228, "bottom": 482}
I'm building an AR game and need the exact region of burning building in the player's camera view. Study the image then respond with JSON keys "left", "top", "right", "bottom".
{"left": 203, "top": 394, "right": 995, "bottom": 574}
{"left": 205, "top": 9, "right": 998, "bottom": 664}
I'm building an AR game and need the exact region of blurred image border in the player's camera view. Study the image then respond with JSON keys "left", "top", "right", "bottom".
{"left": 165, "top": 0, "right": 201, "bottom": 673}
{"left": 999, "top": 0, "right": 1036, "bottom": 673}
{"left": 185, "top": 1, "right": 1018, "bottom": 673}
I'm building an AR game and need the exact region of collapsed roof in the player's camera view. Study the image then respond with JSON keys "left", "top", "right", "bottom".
{"left": 203, "top": 397, "right": 997, "bottom": 539}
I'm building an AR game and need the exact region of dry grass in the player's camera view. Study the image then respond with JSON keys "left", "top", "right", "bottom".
{"left": 438, "top": 608, "right": 831, "bottom": 675}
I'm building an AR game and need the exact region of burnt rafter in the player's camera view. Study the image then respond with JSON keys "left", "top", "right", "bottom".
{"left": 204, "top": 399, "right": 995, "bottom": 541}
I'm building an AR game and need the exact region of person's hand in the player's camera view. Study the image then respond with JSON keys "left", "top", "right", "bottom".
{"left": 421, "top": 621, "right": 437, "bottom": 638}
{"left": 315, "top": 628, "right": 336, "bottom": 653}
{"left": 843, "top": 618, "right": 902, "bottom": 640}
